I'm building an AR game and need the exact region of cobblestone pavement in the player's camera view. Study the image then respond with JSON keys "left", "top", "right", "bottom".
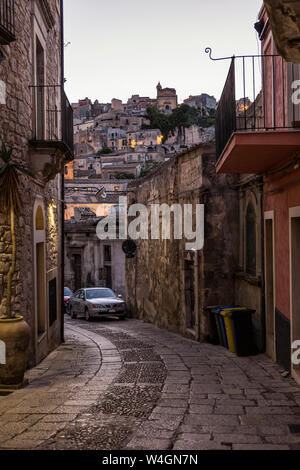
{"left": 0, "top": 317, "right": 300, "bottom": 450}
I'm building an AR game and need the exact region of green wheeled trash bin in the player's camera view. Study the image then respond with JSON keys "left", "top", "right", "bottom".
{"left": 214, "top": 309, "right": 224, "bottom": 347}
{"left": 229, "top": 309, "right": 256, "bottom": 357}
{"left": 215, "top": 308, "right": 229, "bottom": 349}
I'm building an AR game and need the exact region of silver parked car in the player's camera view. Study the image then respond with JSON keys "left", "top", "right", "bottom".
{"left": 69, "top": 288, "right": 126, "bottom": 321}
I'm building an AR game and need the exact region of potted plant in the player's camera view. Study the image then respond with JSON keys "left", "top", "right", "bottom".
{"left": 0, "top": 143, "right": 31, "bottom": 387}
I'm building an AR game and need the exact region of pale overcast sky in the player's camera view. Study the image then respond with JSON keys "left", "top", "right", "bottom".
{"left": 63, "top": 0, "right": 263, "bottom": 104}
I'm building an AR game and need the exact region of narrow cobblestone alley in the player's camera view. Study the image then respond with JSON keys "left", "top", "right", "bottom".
{"left": 1, "top": 317, "right": 300, "bottom": 451}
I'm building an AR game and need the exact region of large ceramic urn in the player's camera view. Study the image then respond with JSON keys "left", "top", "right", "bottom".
{"left": 0, "top": 316, "right": 30, "bottom": 386}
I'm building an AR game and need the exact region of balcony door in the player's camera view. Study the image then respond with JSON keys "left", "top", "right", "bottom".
{"left": 287, "top": 63, "right": 300, "bottom": 127}
{"left": 262, "top": 38, "right": 299, "bottom": 129}
{"left": 35, "top": 36, "right": 45, "bottom": 140}
{"left": 34, "top": 200, "right": 47, "bottom": 363}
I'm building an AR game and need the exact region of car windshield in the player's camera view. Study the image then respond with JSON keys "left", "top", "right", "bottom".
{"left": 86, "top": 289, "right": 116, "bottom": 300}
{"left": 64, "top": 288, "right": 73, "bottom": 296}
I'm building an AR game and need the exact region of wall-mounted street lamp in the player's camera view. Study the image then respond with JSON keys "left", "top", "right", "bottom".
{"left": 122, "top": 240, "right": 137, "bottom": 259}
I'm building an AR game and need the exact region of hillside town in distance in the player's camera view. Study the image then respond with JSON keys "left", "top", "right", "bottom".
{"left": 69, "top": 84, "right": 216, "bottom": 182}
{"left": 64, "top": 84, "right": 216, "bottom": 297}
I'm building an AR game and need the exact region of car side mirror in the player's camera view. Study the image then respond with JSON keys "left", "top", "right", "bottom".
{"left": 118, "top": 294, "right": 123, "bottom": 299}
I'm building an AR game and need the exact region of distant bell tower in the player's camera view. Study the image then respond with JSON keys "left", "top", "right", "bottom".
{"left": 156, "top": 81, "right": 178, "bottom": 114}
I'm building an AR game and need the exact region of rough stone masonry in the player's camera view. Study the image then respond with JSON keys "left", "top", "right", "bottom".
{"left": 126, "top": 143, "right": 239, "bottom": 343}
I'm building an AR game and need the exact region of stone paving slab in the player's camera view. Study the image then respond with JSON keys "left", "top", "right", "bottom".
{"left": 106, "top": 319, "right": 300, "bottom": 451}
{"left": 0, "top": 317, "right": 300, "bottom": 450}
{"left": 0, "top": 323, "right": 121, "bottom": 449}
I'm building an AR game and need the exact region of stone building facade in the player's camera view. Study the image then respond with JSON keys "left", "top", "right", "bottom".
{"left": 263, "top": 0, "right": 300, "bottom": 64}
{"left": 0, "top": 0, "right": 73, "bottom": 367}
{"left": 125, "top": 95, "right": 156, "bottom": 113}
{"left": 156, "top": 82, "right": 178, "bottom": 113}
{"left": 64, "top": 178, "right": 129, "bottom": 221}
{"left": 64, "top": 211, "right": 126, "bottom": 298}
{"left": 126, "top": 144, "right": 239, "bottom": 342}
{"left": 184, "top": 94, "right": 217, "bottom": 111}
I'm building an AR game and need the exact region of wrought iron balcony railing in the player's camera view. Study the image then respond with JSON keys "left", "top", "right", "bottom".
{"left": 62, "top": 92, "right": 74, "bottom": 158}
{"left": 30, "top": 85, "right": 74, "bottom": 160}
{"left": 206, "top": 48, "right": 300, "bottom": 161}
{"left": 0, "top": 0, "right": 15, "bottom": 44}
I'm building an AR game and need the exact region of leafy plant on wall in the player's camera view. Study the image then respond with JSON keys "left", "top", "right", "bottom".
{"left": 0, "top": 143, "right": 34, "bottom": 319}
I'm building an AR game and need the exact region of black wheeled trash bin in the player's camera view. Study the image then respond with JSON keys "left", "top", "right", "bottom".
{"left": 229, "top": 309, "right": 256, "bottom": 356}
{"left": 204, "top": 306, "right": 220, "bottom": 345}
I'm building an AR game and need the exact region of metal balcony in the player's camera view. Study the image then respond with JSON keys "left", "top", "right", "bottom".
{"left": 0, "top": 0, "right": 15, "bottom": 45}
{"left": 206, "top": 48, "right": 300, "bottom": 173}
{"left": 29, "top": 85, "right": 74, "bottom": 180}
{"left": 29, "top": 85, "right": 74, "bottom": 157}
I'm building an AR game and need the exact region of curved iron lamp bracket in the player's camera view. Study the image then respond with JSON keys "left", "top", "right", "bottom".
{"left": 205, "top": 47, "right": 279, "bottom": 61}
{"left": 205, "top": 47, "right": 235, "bottom": 61}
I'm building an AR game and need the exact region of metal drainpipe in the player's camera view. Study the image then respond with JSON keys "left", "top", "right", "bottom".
{"left": 60, "top": 0, "right": 65, "bottom": 344}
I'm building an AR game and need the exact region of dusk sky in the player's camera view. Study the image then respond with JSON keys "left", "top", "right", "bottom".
{"left": 64, "top": 0, "right": 263, "bottom": 105}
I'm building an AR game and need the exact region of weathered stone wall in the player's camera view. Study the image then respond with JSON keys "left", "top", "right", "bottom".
{"left": 126, "top": 144, "right": 239, "bottom": 341}
{"left": 198, "top": 146, "right": 240, "bottom": 338}
{"left": 263, "top": 1, "right": 300, "bottom": 64}
{"left": 0, "top": 1, "right": 64, "bottom": 366}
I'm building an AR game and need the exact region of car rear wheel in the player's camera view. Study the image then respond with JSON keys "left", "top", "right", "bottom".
{"left": 70, "top": 308, "right": 77, "bottom": 320}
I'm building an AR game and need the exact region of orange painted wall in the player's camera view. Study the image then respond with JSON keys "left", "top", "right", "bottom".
{"left": 264, "top": 166, "right": 300, "bottom": 319}
{"left": 260, "top": 6, "right": 300, "bottom": 321}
